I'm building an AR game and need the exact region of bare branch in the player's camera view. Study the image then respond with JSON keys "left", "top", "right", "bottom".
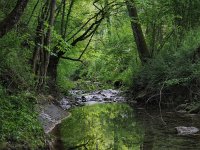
{"left": 66, "top": 12, "right": 100, "bottom": 42}
{"left": 27, "top": 0, "right": 40, "bottom": 25}
{"left": 70, "top": 16, "right": 104, "bottom": 46}
{"left": 54, "top": 1, "right": 120, "bottom": 58}
{"left": 77, "top": 31, "right": 95, "bottom": 60}
{"left": 157, "top": 29, "right": 175, "bottom": 52}
{"left": 159, "top": 83, "right": 166, "bottom": 125}
{"left": 68, "top": 140, "right": 90, "bottom": 150}
{"left": 60, "top": 31, "right": 95, "bottom": 63}
{"left": 61, "top": 56, "right": 83, "bottom": 63}
{"left": 66, "top": 1, "right": 117, "bottom": 42}
{"left": 55, "top": 0, "right": 64, "bottom": 19}
{"left": 93, "top": 0, "right": 101, "bottom": 11}
{"left": 63, "top": 0, "right": 75, "bottom": 38}
{"left": 60, "top": 0, "right": 66, "bottom": 35}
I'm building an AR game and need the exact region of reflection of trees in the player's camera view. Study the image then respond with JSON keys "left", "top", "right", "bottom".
{"left": 61, "top": 104, "right": 144, "bottom": 150}
{"left": 135, "top": 111, "right": 155, "bottom": 150}
{"left": 67, "top": 139, "right": 90, "bottom": 150}
{"left": 140, "top": 129, "right": 154, "bottom": 150}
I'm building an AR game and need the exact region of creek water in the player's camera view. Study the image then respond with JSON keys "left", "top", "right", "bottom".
{"left": 51, "top": 89, "right": 200, "bottom": 150}
{"left": 55, "top": 103, "right": 200, "bottom": 150}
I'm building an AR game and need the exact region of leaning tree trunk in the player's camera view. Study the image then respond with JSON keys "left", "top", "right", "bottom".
{"left": 126, "top": 0, "right": 151, "bottom": 64}
{"left": 0, "top": 0, "right": 29, "bottom": 38}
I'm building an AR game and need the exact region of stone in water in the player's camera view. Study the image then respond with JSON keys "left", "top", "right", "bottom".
{"left": 175, "top": 126, "right": 199, "bottom": 135}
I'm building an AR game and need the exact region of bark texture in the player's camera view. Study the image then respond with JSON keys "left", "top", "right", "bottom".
{"left": 32, "top": 0, "right": 56, "bottom": 89}
{"left": 0, "top": 0, "right": 29, "bottom": 38}
{"left": 126, "top": 0, "right": 151, "bottom": 63}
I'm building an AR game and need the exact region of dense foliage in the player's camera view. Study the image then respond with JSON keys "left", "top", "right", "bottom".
{"left": 0, "top": 0, "right": 200, "bottom": 149}
{"left": 0, "top": 86, "right": 45, "bottom": 149}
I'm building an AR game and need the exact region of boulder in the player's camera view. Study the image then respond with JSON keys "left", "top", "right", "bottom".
{"left": 175, "top": 126, "right": 199, "bottom": 135}
{"left": 81, "top": 96, "right": 87, "bottom": 102}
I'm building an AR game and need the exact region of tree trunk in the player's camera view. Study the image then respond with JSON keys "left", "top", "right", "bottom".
{"left": 126, "top": 0, "right": 150, "bottom": 63}
{"left": 47, "top": 55, "right": 60, "bottom": 91}
{"left": 42, "top": 3, "right": 104, "bottom": 90}
{"left": 0, "top": 0, "right": 29, "bottom": 38}
{"left": 32, "top": 0, "right": 56, "bottom": 90}
{"left": 43, "top": 0, "right": 56, "bottom": 83}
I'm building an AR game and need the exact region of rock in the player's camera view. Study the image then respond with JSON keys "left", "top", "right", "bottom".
{"left": 75, "top": 97, "right": 81, "bottom": 101}
{"left": 114, "top": 97, "right": 125, "bottom": 102}
{"left": 114, "top": 80, "right": 123, "bottom": 89}
{"left": 176, "top": 104, "right": 188, "bottom": 112}
{"left": 136, "top": 90, "right": 147, "bottom": 99}
{"left": 59, "top": 97, "right": 72, "bottom": 110}
{"left": 81, "top": 96, "right": 87, "bottom": 102}
{"left": 176, "top": 110, "right": 187, "bottom": 113}
{"left": 47, "top": 95, "right": 54, "bottom": 102}
{"left": 62, "top": 104, "right": 71, "bottom": 110}
{"left": 175, "top": 126, "right": 199, "bottom": 135}
{"left": 189, "top": 104, "right": 200, "bottom": 114}
{"left": 69, "top": 89, "right": 125, "bottom": 105}
{"left": 103, "top": 98, "right": 109, "bottom": 101}
{"left": 130, "top": 100, "right": 137, "bottom": 104}
{"left": 85, "top": 101, "right": 99, "bottom": 105}
{"left": 69, "top": 90, "right": 84, "bottom": 96}
{"left": 38, "top": 104, "right": 69, "bottom": 133}
{"left": 75, "top": 103, "right": 79, "bottom": 106}
{"left": 97, "top": 99, "right": 103, "bottom": 102}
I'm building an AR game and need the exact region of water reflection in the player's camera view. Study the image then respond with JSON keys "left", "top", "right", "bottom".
{"left": 61, "top": 103, "right": 143, "bottom": 150}
{"left": 61, "top": 104, "right": 200, "bottom": 150}
{"left": 136, "top": 108, "right": 200, "bottom": 150}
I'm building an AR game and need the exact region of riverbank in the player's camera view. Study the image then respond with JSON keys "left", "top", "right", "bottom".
{"left": 37, "top": 89, "right": 126, "bottom": 149}
{"left": 37, "top": 103, "right": 70, "bottom": 134}
{"left": 38, "top": 89, "right": 126, "bottom": 133}
{"left": 2, "top": 87, "right": 199, "bottom": 149}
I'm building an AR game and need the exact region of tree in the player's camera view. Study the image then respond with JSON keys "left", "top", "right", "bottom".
{"left": 126, "top": 0, "right": 151, "bottom": 63}
{"left": 47, "top": 0, "right": 119, "bottom": 89}
{"left": 32, "top": 0, "right": 108, "bottom": 90}
{"left": 32, "top": 0, "right": 56, "bottom": 89}
{"left": 0, "top": 0, "right": 29, "bottom": 38}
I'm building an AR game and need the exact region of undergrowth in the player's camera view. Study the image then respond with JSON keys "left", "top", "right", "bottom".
{"left": 0, "top": 87, "right": 45, "bottom": 149}
{"left": 131, "top": 28, "right": 200, "bottom": 108}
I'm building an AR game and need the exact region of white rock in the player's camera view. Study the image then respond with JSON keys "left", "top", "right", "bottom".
{"left": 175, "top": 126, "right": 199, "bottom": 135}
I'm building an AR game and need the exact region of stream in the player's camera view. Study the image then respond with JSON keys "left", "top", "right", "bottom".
{"left": 50, "top": 90, "right": 200, "bottom": 150}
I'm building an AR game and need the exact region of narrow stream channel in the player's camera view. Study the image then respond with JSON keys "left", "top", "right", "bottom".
{"left": 51, "top": 90, "right": 200, "bottom": 150}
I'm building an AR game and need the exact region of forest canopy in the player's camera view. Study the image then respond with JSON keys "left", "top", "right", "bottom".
{"left": 1, "top": 0, "right": 200, "bottom": 149}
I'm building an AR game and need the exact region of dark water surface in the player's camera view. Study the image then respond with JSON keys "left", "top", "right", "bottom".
{"left": 59, "top": 103, "right": 200, "bottom": 150}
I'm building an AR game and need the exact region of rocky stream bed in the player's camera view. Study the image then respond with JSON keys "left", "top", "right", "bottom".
{"left": 38, "top": 89, "right": 125, "bottom": 133}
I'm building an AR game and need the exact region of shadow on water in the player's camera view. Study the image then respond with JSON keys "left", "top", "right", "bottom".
{"left": 58, "top": 103, "right": 200, "bottom": 150}
{"left": 136, "top": 106, "right": 200, "bottom": 150}
{"left": 50, "top": 124, "right": 65, "bottom": 150}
